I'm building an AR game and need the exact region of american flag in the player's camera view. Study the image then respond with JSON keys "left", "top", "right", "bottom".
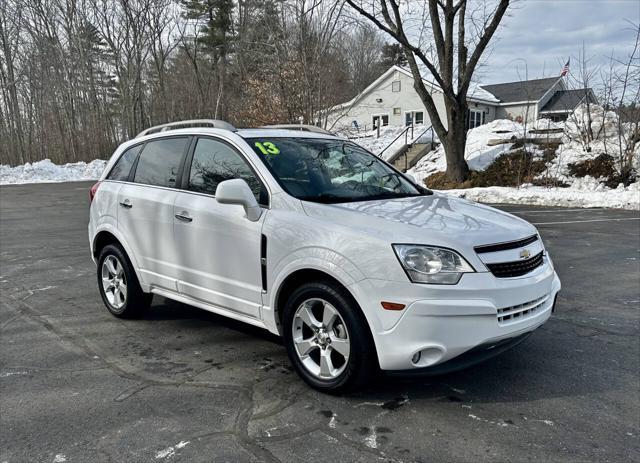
{"left": 560, "top": 58, "right": 570, "bottom": 77}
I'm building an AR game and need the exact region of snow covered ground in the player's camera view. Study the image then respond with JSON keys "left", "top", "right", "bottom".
{"left": 407, "top": 118, "right": 564, "bottom": 183}
{"left": 407, "top": 107, "right": 639, "bottom": 210}
{"left": 443, "top": 180, "right": 640, "bottom": 211}
{"left": 0, "top": 159, "right": 107, "bottom": 185}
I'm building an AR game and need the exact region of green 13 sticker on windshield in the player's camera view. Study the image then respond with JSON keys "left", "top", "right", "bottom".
{"left": 255, "top": 141, "right": 280, "bottom": 155}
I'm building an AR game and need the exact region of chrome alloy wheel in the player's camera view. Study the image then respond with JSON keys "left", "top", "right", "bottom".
{"left": 101, "top": 255, "right": 127, "bottom": 309}
{"left": 292, "top": 298, "right": 350, "bottom": 379}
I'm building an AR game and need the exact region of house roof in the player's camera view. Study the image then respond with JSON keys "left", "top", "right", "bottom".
{"left": 327, "top": 65, "right": 499, "bottom": 113}
{"left": 481, "top": 77, "right": 561, "bottom": 103}
{"left": 540, "top": 89, "right": 597, "bottom": 113}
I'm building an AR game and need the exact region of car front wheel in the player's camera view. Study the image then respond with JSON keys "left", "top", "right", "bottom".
{"left": 283, "top": 281, "right": 376, "bottom": 393}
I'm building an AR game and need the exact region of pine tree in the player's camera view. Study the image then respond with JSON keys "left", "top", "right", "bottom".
{"left": 381, "top": 43, "right": 407, "bottom": 68}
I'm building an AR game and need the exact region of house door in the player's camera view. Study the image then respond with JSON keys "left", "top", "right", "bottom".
{"left": 467, "top": 109, "right": 485, "bottom": 129}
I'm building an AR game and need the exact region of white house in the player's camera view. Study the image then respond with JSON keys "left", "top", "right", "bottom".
{"left": 325, "top": 66, "right": 596, "bottom": 131}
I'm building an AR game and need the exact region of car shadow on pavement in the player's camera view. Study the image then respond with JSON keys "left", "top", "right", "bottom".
{"left": 143, "top": 296, "right": 283, "bottom": 344}
{"left": 137, "top": 296, "right": 610, "bottom": 406}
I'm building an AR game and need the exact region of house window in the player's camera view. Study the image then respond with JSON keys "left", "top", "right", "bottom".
{"left": 468, "top": 109, "right": 485, "bottom": 129}
{"left": 405, "top": 111, "right": 425, "bottom": 126}
{"left": 392, "top": 81, "right": 401, "bottom": 92}
{"left": 372, "top": 114, "right": 389, "bottom": 129}
{"left": 393, "top": 107, "right": 401, "bottom": 115}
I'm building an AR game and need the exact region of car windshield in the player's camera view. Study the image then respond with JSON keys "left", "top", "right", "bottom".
{"left": 247, "top": 137, "right": 424, "bottom": 203}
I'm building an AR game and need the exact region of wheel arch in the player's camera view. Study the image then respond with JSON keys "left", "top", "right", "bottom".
{"left": 272, "top": 269, "right": 378, "bottom": 365}
{"left": 92, "top": 230, "right": 120, "bottom": 258}
{"left": 91, "top": 228, "right": 147, "bottom": 291}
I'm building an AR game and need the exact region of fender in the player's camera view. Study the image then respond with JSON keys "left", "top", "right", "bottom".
{"left": 91, "top": 222, "right": 149, "bottom": 292}
{"left": 263, "top": 249, "right": 380, "bottom": 338}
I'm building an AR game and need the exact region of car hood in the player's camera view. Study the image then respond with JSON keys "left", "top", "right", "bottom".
{"left": 301, "top": 193, "right": 537, "bottom": 248}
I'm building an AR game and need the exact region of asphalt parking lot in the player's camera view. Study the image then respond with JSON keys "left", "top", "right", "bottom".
{"left": 1, "top": 182, "right": 639, "bottom": 463}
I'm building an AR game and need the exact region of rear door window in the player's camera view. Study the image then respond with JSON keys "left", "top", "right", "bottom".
{"left": 107, "top": 144, "right": 142, "bottom": 181}
{"left": 133, "top": 137, "right": 189, "bottom": 188}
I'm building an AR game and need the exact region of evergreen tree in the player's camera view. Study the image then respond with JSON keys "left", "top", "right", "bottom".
{"left": 380, "top": 43, "right": 407, "bottom": 68}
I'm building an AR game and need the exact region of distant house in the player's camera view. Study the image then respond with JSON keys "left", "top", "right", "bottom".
{"left": 325, "top": 66, "right": 596, "bottom": 131}
{"left": 481, "top": 77, "right": 597, "bottom": 123}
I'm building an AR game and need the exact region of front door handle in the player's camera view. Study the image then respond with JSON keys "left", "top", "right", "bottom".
{"left": 175, "top": 212, "right": 193, "bottom": 223}
{"left": 119, "top": 200, "right": 132, "bottom": 209}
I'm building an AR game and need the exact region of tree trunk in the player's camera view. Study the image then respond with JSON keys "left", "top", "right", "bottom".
{"left": 442, "top": 103, "right": 469, "bottom": 183}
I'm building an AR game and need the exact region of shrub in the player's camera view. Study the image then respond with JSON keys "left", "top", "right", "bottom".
{"left": 424, "top": 148, "right": 556, "bottom": 189}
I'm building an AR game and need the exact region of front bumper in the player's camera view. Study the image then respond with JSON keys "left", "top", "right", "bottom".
{"left": 351, "top": 261, "right": 561, "bottom": 371}
{"left": 386, "top": 330, "right": 535, "bottom": 376}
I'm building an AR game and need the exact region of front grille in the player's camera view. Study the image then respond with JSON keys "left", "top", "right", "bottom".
{"left": 474, "top": 235, "right": 539, "bottom": 254}
{"left": 497, "top": 295, "right": 549, "bottom": 324}
{"left": 486, "top": 251, "right": 544, "bottom": 278}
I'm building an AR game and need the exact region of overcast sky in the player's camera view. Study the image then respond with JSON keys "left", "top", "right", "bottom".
{"left": 477, "top": 0, "right": 640, "bottom": 86}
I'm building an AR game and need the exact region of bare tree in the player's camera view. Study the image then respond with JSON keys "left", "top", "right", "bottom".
{"left": 344, "top": 0, "right": 510, "bottom": 182}
{"left": 0, "top": 0, "right": 367, "bottom": 166}
{"left": 0, "top": 0, "right": 26, "bottom": 164}
{"left": 600, "top": 23, "right": 640, "bottom": 182}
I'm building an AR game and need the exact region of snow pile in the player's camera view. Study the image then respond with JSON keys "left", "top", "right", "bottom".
{"left": 544, "top": 105, "right": 640, "bottom": 182}
{"left": 409, "top": 119, "right": 527, "bottom": 182}
{"left": 530, "top": 118, "right": 564, "bottom": 131}
{"left": 443, "top": 180, "right": 639, "bottom": 210}
{"left": 407, "top": 107, "right": 639, "bottom": 210}
{"left": 0, "top": 159, "right": 107, "bottom": 185}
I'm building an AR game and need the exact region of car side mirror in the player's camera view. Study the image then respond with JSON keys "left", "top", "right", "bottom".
{"left": 215, "top": 179, "right": 262, "bottom": 222}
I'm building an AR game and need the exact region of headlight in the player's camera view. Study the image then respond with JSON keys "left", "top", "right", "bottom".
{"left": 393, "top": 244, "right": 475, "bottom": 284}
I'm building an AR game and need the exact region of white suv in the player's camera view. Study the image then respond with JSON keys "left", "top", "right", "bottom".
{"left": 89, "top": 120, "right": 561, "bottom": 393}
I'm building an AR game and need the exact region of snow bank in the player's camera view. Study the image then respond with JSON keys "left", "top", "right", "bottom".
{"left": 443, "top": 181, "right": 639, "bottom": 211}
{"left": 0, "top": 159, "right": 107, "bottom": 185}
{"left": 408, "top": 119, "right": 528, "bottom": 183}
{"left": 530, "top": 118, "right": 564, "bottom": 131}
{"left": 405, "top": 108, "right": 639, "bottom": 210}
{"left": 544, "top": 105, "right": 640, "bottom": 182}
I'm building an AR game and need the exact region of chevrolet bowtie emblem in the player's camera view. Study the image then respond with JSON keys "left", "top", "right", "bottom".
{"left": 519, "top": 249, "right": 531, "bottom": 259}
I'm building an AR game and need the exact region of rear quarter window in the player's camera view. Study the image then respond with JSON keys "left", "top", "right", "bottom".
{"left": 133, "top": 137, "right": 189, "bottom": 188}
{"left": 106, "top": 144, "right": 142, "bottom": 181}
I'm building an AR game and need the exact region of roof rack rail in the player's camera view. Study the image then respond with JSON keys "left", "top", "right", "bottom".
{"left": 261, "top": 124, "right": 333, "bottom": 135}
{"left": 136, "top": 119, "right": 236, "bottom": 138}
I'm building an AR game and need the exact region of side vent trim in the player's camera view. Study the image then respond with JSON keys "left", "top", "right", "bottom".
{"left": 260, "top": 234, "right": 267, "bottom": 292}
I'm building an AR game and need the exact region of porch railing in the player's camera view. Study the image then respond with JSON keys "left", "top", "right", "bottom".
{"left": 379, "top": 124, "right": 435, "bottom": 159}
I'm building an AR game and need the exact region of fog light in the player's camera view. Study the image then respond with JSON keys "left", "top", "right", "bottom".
{"left": 411, "top": 351, "right": 422, "bottom": 364}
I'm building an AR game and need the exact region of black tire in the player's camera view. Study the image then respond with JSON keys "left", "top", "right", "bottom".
{"left": 97, "top": 243, "right": 152, "bottom": 318}
{"left": 282, "top": 280, "right": 376, "bottom": 394}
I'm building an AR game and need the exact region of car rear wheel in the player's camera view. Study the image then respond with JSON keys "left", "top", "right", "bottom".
{"left": 97, "top": 244, "right": 151, "bottom": 318}
{"left": 283, "top": 280, "right": 376, "bottom": 393}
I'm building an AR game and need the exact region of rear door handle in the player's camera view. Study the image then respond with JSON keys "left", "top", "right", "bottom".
{"left": 119, "top": 200, "right": 132, "bottom": 209}
{"left": 175, "top": 212, "right": 193, "bottom": 223}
